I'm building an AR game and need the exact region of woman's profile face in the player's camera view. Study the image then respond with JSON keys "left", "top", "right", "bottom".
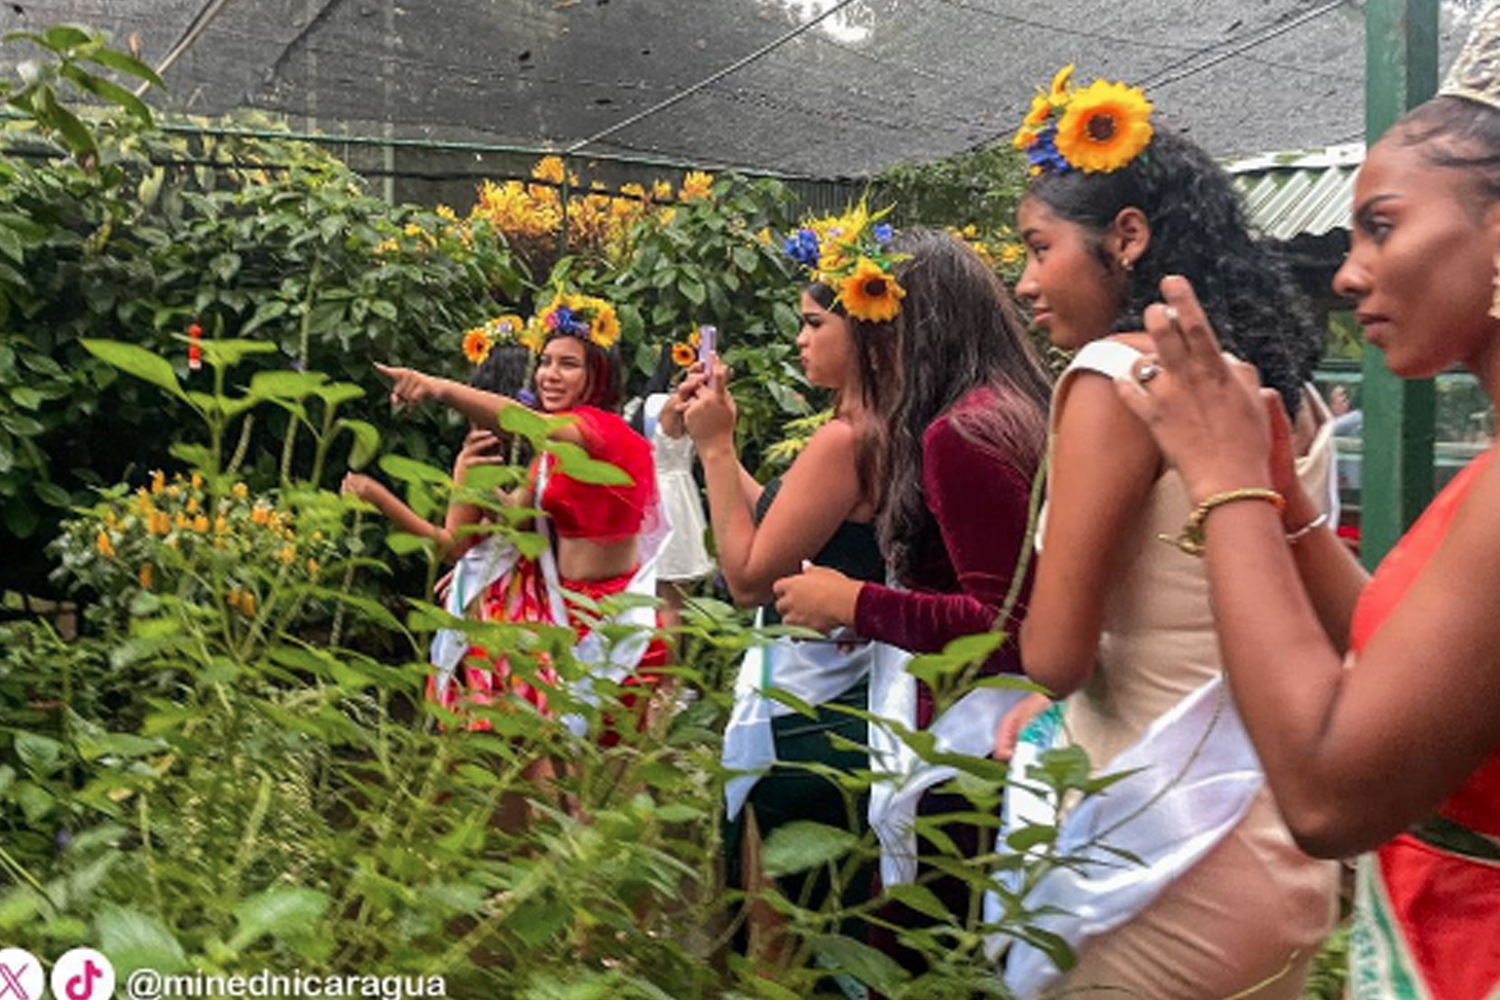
{"left": 1015, "top": 196, "right": 1128, "bottom": 350}
{"left": 1334, "top": 137, "right": 1500, "bottom": 379}
{"left": 795, "top": 290, "right": 856, "bottom": 391}
{"left": 534, "top": 336, "right": 590, "bottom": 411}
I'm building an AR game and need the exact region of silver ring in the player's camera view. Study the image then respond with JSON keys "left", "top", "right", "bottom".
{"left": 1163, "top": 305, "right": 1181, "bottom": 327}
{"left": 1136, "top": 362, "right": 1162, "bottom": 385}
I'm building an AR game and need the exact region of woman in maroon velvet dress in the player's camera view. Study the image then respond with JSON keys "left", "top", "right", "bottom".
{"left": 772, "top": 227, "right": 1052, "bottom": 967}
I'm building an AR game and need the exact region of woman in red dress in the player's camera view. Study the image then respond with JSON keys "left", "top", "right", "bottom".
{"left": 1113, "top": 12, "right": 1500, "bottom": 996}
{"left": 378, "top": 291, "right": 666, "bottom": 738}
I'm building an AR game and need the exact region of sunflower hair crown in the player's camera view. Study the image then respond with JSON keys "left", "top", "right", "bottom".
{"left": 525, "top": 289, "right": 622, "bottom": 353}
{"left": 1013, "top": 65, "right": 1154, "bottom": 176}
{"left": 462, "top": 314, "right": 527, "bottom": 364}
{"left": 780, "top": 200, "right": 907, "bottom": 323}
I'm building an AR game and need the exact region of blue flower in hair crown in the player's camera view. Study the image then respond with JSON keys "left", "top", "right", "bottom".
{"left": 1014, "top": 65, "right": 1155, "bottom": 175}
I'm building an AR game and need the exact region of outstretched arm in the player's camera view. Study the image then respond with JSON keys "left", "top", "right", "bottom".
{"left": 375, "top": 364, "right": 584, "bottom": 445}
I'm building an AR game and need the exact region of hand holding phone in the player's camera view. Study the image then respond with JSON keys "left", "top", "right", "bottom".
{"left": 697, "top": 325, "right": 717, "bottom": 388}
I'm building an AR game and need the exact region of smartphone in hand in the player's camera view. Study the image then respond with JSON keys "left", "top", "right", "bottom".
{"left": 698, "top": 325, "right": 717, "bottom": 387}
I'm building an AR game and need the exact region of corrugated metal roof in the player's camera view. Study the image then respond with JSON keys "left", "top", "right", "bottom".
{"left": 1227, "top": 143, "right": 1364, "bottom": 241}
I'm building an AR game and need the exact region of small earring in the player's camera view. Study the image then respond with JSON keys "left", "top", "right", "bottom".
{"left": 1490, "top": 254, "right": 1500, "bottom": 320}
{"left": 1119, "top": 256, "right": 1133, "bottom": 272}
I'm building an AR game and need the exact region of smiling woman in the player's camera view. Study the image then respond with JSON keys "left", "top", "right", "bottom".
{"left": 375, "top": 289, "right": 667, "bottom": 743}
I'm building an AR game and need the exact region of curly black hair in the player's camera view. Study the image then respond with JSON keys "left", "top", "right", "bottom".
{"left": 1026, "top": 131, "right": 1323, "bottom": 414}
{"left": 878, "top": 228, "right": 1051, "bottom": 585}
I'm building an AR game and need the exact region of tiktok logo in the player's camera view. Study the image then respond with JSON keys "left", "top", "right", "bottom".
{"left": 51, "top": 949, "right": 115, "bottom": 1000}
{"left": 0, "top": 949, "right": 43, "bottom": 1000}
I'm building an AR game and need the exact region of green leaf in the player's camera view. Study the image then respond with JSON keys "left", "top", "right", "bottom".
{"left": 0, "top": 224, "right": 23, "bottom": 264}
{"left": 9, "top": 385, "right": 41, "bottom": 409}
{"left": 34, "top": 86, "right": 96, "bottom": 160}
{"left": 241, "top": 298, "right": 290, "bottom": 335}
{"left": 42, "top": 25, "right": 94, "bottom": 50}
{"left": 813, "top": 934, "right": 910, "bottom": 993}
{"left": 1005, "top": 823, "right": 1057, "bottom": 852}
{"left": 96, "top": 906, "right": 188, "bottom": 976}
{"left": 15, "top": 731, "right": 63, "bottom": 776}
{"left": 338, "top": 419, "right": 380, "bottom": 469}
{"left": 761, "top": 820, "right": 857, "bottom": 877}
{"left": 85, "top": 48, "right": 165, "bottom": 89}
{"left": 33, "top": 480, "right": 70, "bottom": 506}
{"left": 939, "top": 630, "right": 1006, "bottom": 663}
{"left": 546, "top": 440, "right": 633, "bottom": 486}
{"left": 59, "top": 64, "right": 151, "bottom": 122}
{"left": 732, "top": 245, "right": 759, "bottom": 273}
{"left": 498, "top": 403, "right": 554, "bottom": 444}
{"left": 196, "top": 338, "right": 277, "bottom": 369}
{"left": 248, "top": 370, "right": 328, "bottom": 400}
{"left": 369, "top": 299, "right": 398, "bottom": 321}
{"left": 229, "top": 887, "right": 330, "bottom": 951}
{"left": 379, "top": 454, "right": 450, "bottom": 486}
{"left": 81, "top": 339, "right": 184, "bottom": 400}
{"left": 883, "top": 883, "right": 953, "bottom": 923}
{"left": 680, "top": 277, "right": 707, "bottom": 306}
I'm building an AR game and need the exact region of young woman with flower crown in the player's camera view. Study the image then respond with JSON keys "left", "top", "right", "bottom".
{"left": 378, "top": 291, "right": 669, "bottom": 736}
{"left": 672, "top": 206, "right": 897, "bottom": 957}
{"left": 987, "top": 68, "right": 1339, "bottom": 998}
{"left": 768, "top": 227, "right": 1051, "bottom": 971}
{"left": 1112, "top": 8, "right": 1500, "bottom": 997}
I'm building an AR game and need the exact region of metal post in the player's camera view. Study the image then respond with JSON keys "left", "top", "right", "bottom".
{"left": 1359, "top": 0, "right": 1438, "bottom": 567}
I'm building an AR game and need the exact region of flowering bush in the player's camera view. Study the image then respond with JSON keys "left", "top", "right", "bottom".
{"left": 52, "top": 473, "right": 348, "bottom": 621}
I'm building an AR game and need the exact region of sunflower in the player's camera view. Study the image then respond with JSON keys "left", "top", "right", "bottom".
{"left": 462, "top": 327, "right": 492, "bottom": 364}
{"left": 589, "top": 301, "right": 621, "bottom": 348}
{"left": 1053, "top": 79, "right": 1153, "bottom": 174}
{"left": 838, "top": 258, "right": 905, "bottom": 323}
{"left": 671, "top": 342, "right": 697, "bottom": 367}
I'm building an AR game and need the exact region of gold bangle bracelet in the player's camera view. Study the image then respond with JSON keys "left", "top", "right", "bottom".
{"left": 1159, "top": 487, "right": 1286, "bottom": 557}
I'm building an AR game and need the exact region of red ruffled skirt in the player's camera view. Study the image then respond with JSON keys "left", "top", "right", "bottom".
{"left": 426, "top": 557, "right": 667, "bottom": 738}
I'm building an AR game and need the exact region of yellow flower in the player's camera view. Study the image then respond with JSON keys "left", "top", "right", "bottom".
{"left": 838, "top": 258, "right": 906, "bottom": 323}
{"left": 620, "top": 183, "right": 646, "bottom": 201}
{"left": 232, "top": 482, "right": 248, "bottom": 499}
{"left": 190, "top": 473, "right": 203, "bottom": 490}
{"left": 96, "top": 531, "right": 115, "bottom": 557}
{"left": 999, "top": 242, "right": 1026, "bottom": 265}
{"left": 151, "top": 511, "right": 171, "bottom": 535}
{"left": 150, "top": 470, "right": 165, "bottom": 495}
{"left": 532, "top": 156, "right": 566, "bottom": 185}
{"left": 226, "top": 588, "right": 241, "bottom": 611}
{"left": 652, "top": 180, "right": 673, "bottom": 201}
{"left": 1014, "top": 94, "right": 1052, "bottom": 149}
{"left": 1053, "top": 79, "right": 1154, "bottom": 174}
{"left": 174, "top": 512, "right": 190, "bottom": 529}
{"left": 192, "top": 515, "right": 209, "bottom": 534}
{"left": 755, "top": 227, "right": 773, "bottom": 245}
{"left": 251, "top": 505, "right": 271, "bottom": 526}
{"left": 403, "top": 223, "right": 424, "bottom": 238}
{"left": 215, "top": 516, "right": 229, "bottom": 534}
{"left": 462, "top": 327, "right": 492, "bottom": 364}
{"left": 678, "top": 171, "right": 714, "bottom": 202}
{"left": 589, "top": 301, "right": 621, "bottom": 349}
{"left": 241, "top": 591, "right": 256, "bottom": 616}
{"left": 277, "top": 545, "right": 296, "bottom": 565}
{"left": 1049, "top": 64, "right": 1075, "bottom": 105}
{"left": 186, "top": 497, "right": 199, "bottom": 514}
{"left": 436, "top": 204, "right": 458, "bottom": 221}
{"left": 688, "top": 329, "right": 701, "bottom": 348}
{"left": 138, "top": 563, "right": 153, "bottom": 590}
{"left": 671, "top": 343, "right": 697, "bottom": 367}
{"left": 306, "top": 558, "right": 320, "bottom": 575}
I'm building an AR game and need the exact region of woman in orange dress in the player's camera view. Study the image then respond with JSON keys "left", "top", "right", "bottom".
{"left": 1114, "top": 10, "right": 1500, "bottom": 996}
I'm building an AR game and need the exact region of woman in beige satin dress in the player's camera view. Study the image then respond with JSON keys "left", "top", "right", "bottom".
{"left": 995, "top": 71, "right": 1339, "bottom": 998}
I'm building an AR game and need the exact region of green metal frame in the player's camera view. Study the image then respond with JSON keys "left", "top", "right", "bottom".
{"left": 1359, "top": 0, "right": 1439, "bottom": 567}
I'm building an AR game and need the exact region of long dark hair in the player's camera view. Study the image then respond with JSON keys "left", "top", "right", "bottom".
{"left": 878, "top": 228, "right": 1052, "bottom": 583}
{"left": 806, "top": 282, "right": 901, "bottom": 506}
{"left": 538, "top": 332, "right": 624, "bottom": 412}
{"left": 1026, "top": 130, "right": 1321, "bottom": 413}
